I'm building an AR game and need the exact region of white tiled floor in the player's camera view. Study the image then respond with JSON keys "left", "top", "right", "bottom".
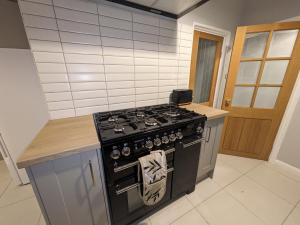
{"left": 1, "top": 154, "right": 300, "bottom": 225}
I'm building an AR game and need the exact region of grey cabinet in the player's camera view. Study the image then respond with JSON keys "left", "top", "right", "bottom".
{"left": 197, "top": 118, "right": 224, "bottom": 182}
{"left": 27, "top": 149, "right": 109, "bottom": 225}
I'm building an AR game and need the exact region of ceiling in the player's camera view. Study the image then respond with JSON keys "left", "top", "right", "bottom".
{"left": 105, "top": 0, "right": 210, "bottom": 19}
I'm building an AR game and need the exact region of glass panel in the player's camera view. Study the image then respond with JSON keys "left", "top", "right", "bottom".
{"left": 260, "top": 60, "right": 289, "bottom": 84}
{"left": 242, "top": 32, "right": 269, "bottom": 58}
{"left": 254, "top": 87, "right": 280, "bottom": 109}
{"left": 193, "top": 38, "right": 217, "bottom": 103}
{"left": 127, "top": 187, "right": 143, "bottom": 212}
{"left": 236, "top": 61, "right": 261, "bottom": 84}
{"left": 232, "top": 87, "right": 255, "bottom": 107}
{"left": 268, "top": 30, "right": 298, "bottom": 57}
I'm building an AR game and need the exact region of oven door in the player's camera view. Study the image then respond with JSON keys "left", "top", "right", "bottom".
{"left": 172, "top": 136, "right": 202, "bottom": 198}
{"left": 107, "top": 150, "right": 174, "bottom": 225}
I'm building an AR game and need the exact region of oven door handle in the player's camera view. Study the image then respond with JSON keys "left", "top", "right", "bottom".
{"left": 114, "top": 148, "right": 175, "bottom": 173}
{"left": 115, "top": 167, "right": 174, "bottom": 195}
{"left": 183, "top": 138, "right": 203, "bottom": 148}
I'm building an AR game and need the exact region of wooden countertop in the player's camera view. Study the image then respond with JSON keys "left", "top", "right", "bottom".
{"left": 17, "top": 115, "right": 100, "bottom": 169}
{"left": 17, "top": 104, "right": 227, "bottom": 168}
{"left": 181, "top": 103, "right": 228, "bottom": 120}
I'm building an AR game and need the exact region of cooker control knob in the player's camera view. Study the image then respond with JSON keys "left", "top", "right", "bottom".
{"left": 145, "top": 138, "right": 153, "bottom": 150}
{"left": 176, "top": 130, "right": 183, "bottom": 140}
{"left": 161, "top": 133, "right": 169, "bottom": 144}
{"left": 169, "top": 132, "right": 176, "bottom": 142}
{"left": 153, "top": 135, "right": 162, "bottom": 147}
{"left": 197, "top": 126, "right": 204, "bottom": 134}
{"left": 122, "top": 143, "right": 131, "bottom": 157}
{"left": 110, "top": 146, "right": 120, "bottom": 160}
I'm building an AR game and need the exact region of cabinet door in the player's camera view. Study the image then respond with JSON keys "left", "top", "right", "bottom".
{"left": 197, "top": 120, "right": 218, "bottom": 181}
{"left": 29, "top": 150, "right": 109, "bottom": 225}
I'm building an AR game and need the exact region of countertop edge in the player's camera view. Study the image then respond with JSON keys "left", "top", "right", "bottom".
{"left": 206, "top": 112, "right": 228, "bottom": 120}
{"left": 17, "top": 142, "right": 101, "bottom": 169}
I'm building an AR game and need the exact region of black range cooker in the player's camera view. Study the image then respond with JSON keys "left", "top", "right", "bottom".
{"left": 93, "top": 104, "right": 207, "bottom": 225}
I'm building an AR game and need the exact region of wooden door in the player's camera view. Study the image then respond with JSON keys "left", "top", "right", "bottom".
{"left": 189, "top": 31, "right": 223, "bottom": 106}
{"left": 220, "top": 22, "right": 300, "bottom": 160}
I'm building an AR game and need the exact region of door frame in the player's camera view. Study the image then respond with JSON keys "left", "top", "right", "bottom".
{"left": 192, "top": 23, "right": 232, "bottom": 108}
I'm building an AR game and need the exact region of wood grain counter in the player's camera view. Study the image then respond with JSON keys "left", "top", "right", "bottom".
{"left": 17, "top": 115, "right": 100, "bottom": 168}
{"left": 17, "top": 104, "right": 227, "bottom": 168}
{"left": 181, "top": 103, "right": 228, "bottom": 120}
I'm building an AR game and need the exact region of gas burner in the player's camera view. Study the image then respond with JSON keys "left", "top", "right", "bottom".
{"left": 108, "top": 115, "right": 119, "bottom": 122}
{"left": 136, "top": 111, "right": 145, "bottom": 118}
{"left": 145, "top": 118, "right": 158, "bottom": 126}
{"left": 164, "top": 111, "right": 181, "bottom": 118}
{"left": 114, "top": 124, "right": 125, "bottom": 133}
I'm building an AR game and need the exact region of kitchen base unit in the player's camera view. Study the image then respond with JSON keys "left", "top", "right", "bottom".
{"left": 196, "top": 117, "right": 225, "bottom": 182}
{"left": 26, "top": 149, "right": 110, "bottom": 225}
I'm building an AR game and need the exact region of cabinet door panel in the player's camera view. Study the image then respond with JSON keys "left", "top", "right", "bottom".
{"left": 31, "top": 161, "right": 70, "bottom": 225}
{"left": 80, "top": 150, "right": 109, "bottom": 225}
{"left": 30, "top": 149, "right": 108, "bottom": 225}
{"left": 197, "top": 122, "right": 217, "bottom": 177}
{"left": 197, "top": 118, "right": 224, "bottom": 182}
{"left": 53, "top": 154, "right": 94, "bottom": 225}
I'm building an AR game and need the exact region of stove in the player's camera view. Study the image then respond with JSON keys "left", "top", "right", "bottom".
{"left": 93, "top": 104, "right": 207, "bottom": 225}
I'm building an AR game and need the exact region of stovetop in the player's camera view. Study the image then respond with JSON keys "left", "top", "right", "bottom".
{"left": 93, "top": 104, "right": 206, "bottom": 143}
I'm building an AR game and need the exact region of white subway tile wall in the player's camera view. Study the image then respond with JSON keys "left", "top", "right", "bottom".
{"left": 18, "top": 0, "right": 192, "bottom": 119}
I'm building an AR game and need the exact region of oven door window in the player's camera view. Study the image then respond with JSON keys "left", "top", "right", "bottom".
{"left": 127, "top": 187, "right": 144, "bottom": 212}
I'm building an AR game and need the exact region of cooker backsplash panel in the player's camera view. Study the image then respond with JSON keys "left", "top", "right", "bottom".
{"left": 18, "top": 0, "right": 193, "bottom": 119}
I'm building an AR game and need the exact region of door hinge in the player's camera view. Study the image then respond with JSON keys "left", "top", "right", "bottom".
{"left": 225, "top": 73, "right": 228, "bottom": 80}
{"left": 225, "top": 45, "right": 231, "bottom": 53}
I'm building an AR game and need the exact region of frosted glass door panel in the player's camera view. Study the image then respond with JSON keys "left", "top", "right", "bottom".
{"left": 254, "top": 87, "right": 280, "bottom": 109}
{"left": 242, "top": 32, "right": 269, "bottom": 58}
{"left": 260, "top": 60, "right": 289, "bottom": 84}
{"left": 232, "top": 87, "right": 254, "bottom": 107}
{"left": 193, "top": 38, "right": 217, "bottom": 103}
{"left": 236, "top": 61, "right": 261, "bottom": 84}
{"left": 268, "top": 30, "right": 298, "bottom": 57}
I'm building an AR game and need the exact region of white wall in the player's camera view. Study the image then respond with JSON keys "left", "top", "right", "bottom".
{"left": 240, "top": 0, "right": 300, "bottom": 25}
{"left": 18, "top": 0, "right": 196, "bottom": 119}
{"left": 179, "top": 0, "right": 245, "bottom": 37}
{"left": 0, "top": 49, "right": 49, "bottom": 184}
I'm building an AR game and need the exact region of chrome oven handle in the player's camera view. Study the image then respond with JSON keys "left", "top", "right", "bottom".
{"left": 114, "top": 148, "right": 175, "bottom": 173}
{"left": 115, "top": 167, "right": 174, "bottom": 195}
{"left": 183, "top": 139, "right": 203, "bottom": 148}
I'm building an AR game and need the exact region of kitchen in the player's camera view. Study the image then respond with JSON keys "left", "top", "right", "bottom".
{"left": 1, "top": 0, "right": 300, "bottom": 225}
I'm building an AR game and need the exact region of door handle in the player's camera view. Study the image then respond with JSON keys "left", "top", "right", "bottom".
{"left": 206, "top": 127, "right": 212, "bottom": 143}
{"left": 0, "top": 133, "right": 8, "bottom": 158}
{"left": 88, "top": 160, "right": 96, "bottom": 186}
{"left": 224, "top": 99, "right": 231, "bottom": 107}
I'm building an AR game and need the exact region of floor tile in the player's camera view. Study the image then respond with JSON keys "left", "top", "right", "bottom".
{"left": 247, "top": 163, "right": 300, "bottom": 205}
{"left": 212, "top": 160, "right": 242, "bottom": 187}
{"left": 171, "top": 209, "right": 208, "bottom": 225}
{"left": 267, "top": 161, "right": 300, "bottom": 183}
{"left": 226, "top": 176, "right": 293, "bottom": 225}
{"left": 218, "top": 154, "right": 262, "bottom": 174}
{"left": 197, "top": 190, "right": 265, "bottom": 225}
{"left": 38, "top": 214, "right": 46, "bottom": 225}
{"left": 135, "top": 218, "right": 152, "bottom": 225}
{"left": 0, "top": 197, "right": 40, "bottom": 225}
{"left": 186, "top": 178, "right": 222, "bottom": 206}
{"left": 0, "top": 178, "right": 11, "bottom": 197}
{"left": 150, "top": 196, "right": 193, "bottom": 225}
{"left": 0, "top": 161, "right": 11, "bottom": 181}
{"left": 0, "top": 182, "right": 35, "bottom": 207}
{"left": 283, "top": 206, "right": 300, "bottom": 225}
